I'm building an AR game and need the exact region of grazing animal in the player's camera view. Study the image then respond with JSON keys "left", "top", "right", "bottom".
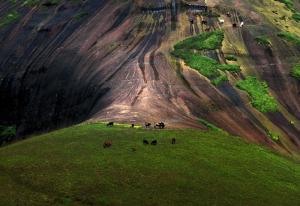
{"left": 232, "top": 23, "right": 237, "bottom": 28}
{"left": 155, "top": 122, "right": 165, "bottom": 129}
{"left": 103, "top": 140, "right": 112, "bottom": 148}
{"left": 143, "top": 139, "right": 149, "bottom": 145}
{"left": 145, "top": 122, "right": 151, "bottom": 128}
{"left": 151, "top": 140, "right": 157, "bottom": 145}
{"left": 131, "top": 124, "right": 135, "bottom": 128}
{"left": 107, "top": 122, "right": 114, "bottom": 127}
{"left": 226, "top": 12, "right": 231, "bottom": 17}
{"left": 219, "top": 19, "right": 225, "bottom": 24}
{"left": 240, "top": 21, "right": 244, "bottom": 27}
{"left": 171, "top": 138, "right": 176, "bottom": 144}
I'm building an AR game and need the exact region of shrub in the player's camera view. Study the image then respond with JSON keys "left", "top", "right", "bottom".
{"left": 217, "top": 64, "right": 241, "bottom": 72}
{"left": 74, "top": 11, "right": 89, "bottom": 20}
{"left": 267, "top": 131, "right": 280, "bottom": 141}
{"left": 277, "top": 32, "right": 300, "bottom": 46}
{"left": 22, "top": 0, "right": 40, "bottom": 7}
{"left": 292, "top": 12, "right": 300, "bottom": 22}
{"left": 291, "top": 64, "right": 300, "bottom": 80}
{"left": 211, "top": 74, "right": 228, "bottom": 86}
{"left": 0, "top": 126, "right": 16, "bottom": 137}
{"left": 275, "top": 0, "right": 294, "bottom": 10}
{"left": 236, "top": 76, "right": 278, "bottom": 113}
{"left": 225, "top": 55, "right": 237, "bottom": 61}
{"left": 255, "top": 36, "right": 272, "bottom": 47}
{"left": 0, "top": 11, "right": 20, "bottom": 28}
{"left": 198, "top": 118, "right": 222, "bottom": 132}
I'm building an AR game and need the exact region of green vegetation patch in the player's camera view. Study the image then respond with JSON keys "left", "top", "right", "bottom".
{"left": 21, "top": 0, "right": 40, "bottom": 7}
{"left": 217, "top": 64, "right": 241, "bottom": 73}
{"left": 267, "top": 130, "right": 280, "bottom": 141}
{"left": 255, "top": 35, "right": 272, "bottom": 47}
{"left": 275, "top": 0, "right": 294, "bottom": 10}
{"left": 211, "top": 74, "right": 228, "bottom": 86}
{"left": 172, "top": 31, "right": 240, "bottom": 86}
{"left": 198, "top": 118, "right": 223, "bottom": 132}
{"left": 225, "top": 55, "right": 237, "bottom": 61}
{"left": 174, "top": 30, "right": 224, "bottom": 51}
{"left": 277, "top": 32, "right": 300, "bottom": 46}
{"left": 74, "top": 11, "right": 89, "bottom": 20}
{"left": 292, "top": 12, "right": 300, "bottom": 22}
{"left": 0, "top": 123, "right": 300, "bottom": 205}
{"left": 0, "top": 125, "right": 16, "bottom": 145}
{"left": 0, "top": 11, "right": 20, "bottom": 28}
{"left": 236, "top": 76, "right": 278, "bottom": 113}
{"left": 291, "top": 63, "right": 300, "bottom": 79}
{"left": 172, "top": 50, "right": 220, "bottom": 78}
{"left": 0, "top": 125, "right": 16, "bottom": 138}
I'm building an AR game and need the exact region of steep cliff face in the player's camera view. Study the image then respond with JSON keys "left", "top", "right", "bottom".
{"left": 0, "top": 0, "right": 299, "bottom": 155}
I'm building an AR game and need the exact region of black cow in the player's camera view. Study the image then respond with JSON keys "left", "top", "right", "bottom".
{"left": 107, "top": 122, "right": 114, "bottom": 127}
{"left": 145, "top": 122, "right": 151, "bottom": 128}
{"left": 155, "top": 122, "right": 165, "bottom": 129}
{"left": 201, "top": 20, "right": 207, "bottom": 25}
{"left": 151, "top": 140, "right": 157, "bottom": 145}
{"left": 131, "top": 124, "right": 135, "bottom": 128}
{"left": 143, "top": 139, "right": 149, "bottom": 145}
{"left": 171, "top": 138, "right": 176, "bottom": 144}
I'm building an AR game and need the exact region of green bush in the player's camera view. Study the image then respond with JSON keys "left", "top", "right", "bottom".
{"left": 291, "top": 64, "right": 300, "bottom": 79}
{"left": 267, "top": 131, "right": 280, "bottom": 141}
{"left": 255, "top": 36, "right": 272, "bottom": 46}
{"left": 0, "top": 126, "right": 16, "bottom": 137}
{"left": 225, "top": 55, "right": 237, "bottom": 61}
{"left": 74, "top": 11, "right": 89, "bottom": 20}
{"left": 292, "top": 12, "right": 300, "bottom": 22}
{"left": 236, "top": 76, "right": 278, "bottom": 113}
{"left": 22, "top": 0, "right": 39, "bottom": 7}
{"left": 0, "top": 11, "right": 20, "bottom": 28}
{"left": 275, "top": 0, "right": 294, "bottom": 10}
{"left": 198, "top": 118, "right": 223, "bottom": 132}
{"left": 277, "top": 32, "right": 300, "bottom": 46}
{"left": 211, "top": 74, "right": 228, "bottom": 86}
{"left": 217, "top": 64, "right": 241, "bottom": 73}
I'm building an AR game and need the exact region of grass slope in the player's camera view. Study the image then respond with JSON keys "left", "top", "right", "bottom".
{"left": 0, "top": 123, "right": 300, "bottom": 206}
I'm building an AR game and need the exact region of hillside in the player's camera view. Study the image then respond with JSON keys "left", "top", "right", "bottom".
{"left": 0, "top": 123, "right": 300, "bottom": 206}
{"left": 0, "top": 0, "right": 300, "bottom": 152}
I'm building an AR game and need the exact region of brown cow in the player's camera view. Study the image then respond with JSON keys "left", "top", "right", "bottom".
{"left": 103, "top": 140, "right": 112, "bottom": 148}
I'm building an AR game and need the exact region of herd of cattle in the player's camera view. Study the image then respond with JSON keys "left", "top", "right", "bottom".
{"left": 103, "top": 121, "right": 174, "bottom": 149}
{"left": 106, "top": 122, "right": 166, "bottom": 129}
{"left": 103, "top": 137, "right": 176, "bottom": 149}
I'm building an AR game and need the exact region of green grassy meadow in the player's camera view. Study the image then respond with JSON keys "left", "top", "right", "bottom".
{"left": 0, "top": 123, "right": 300, "bottom": 206}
